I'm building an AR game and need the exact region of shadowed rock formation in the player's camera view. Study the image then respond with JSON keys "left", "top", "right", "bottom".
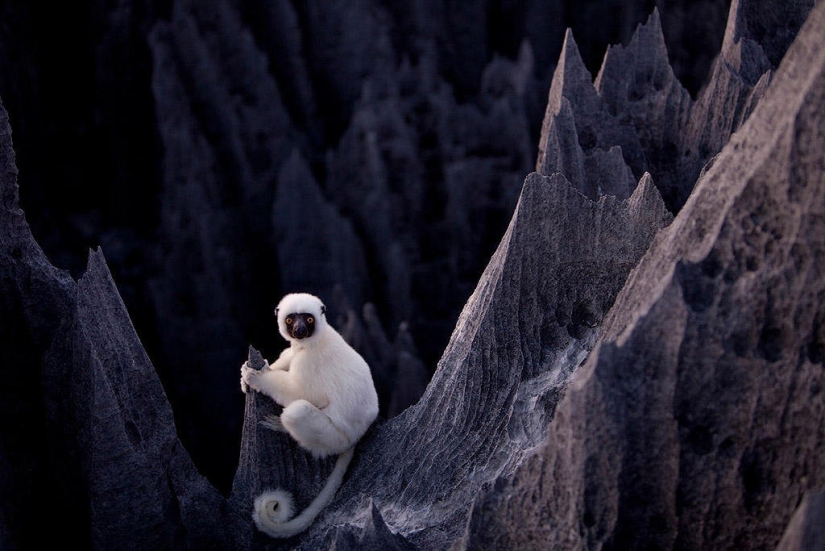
{"left": 0, "top": 100, "right": 227, "bottom": 549}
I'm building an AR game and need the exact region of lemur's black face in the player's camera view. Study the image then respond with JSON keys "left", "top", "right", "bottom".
{"left": 284, "top": 312, "right": 316, "bottom": 340}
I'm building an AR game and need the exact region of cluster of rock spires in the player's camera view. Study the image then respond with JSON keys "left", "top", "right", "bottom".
{"left": 0, "top": 0, "right": 736, "bottom": 491}
{"left": 2, "top": 0, "right": 824, "bottom": 550}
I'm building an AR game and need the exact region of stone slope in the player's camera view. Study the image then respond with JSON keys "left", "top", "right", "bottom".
{"left": 0, "top": 97, "right": 83, "bottom": 549}
{"left": 0, "top": 96, "right": 233, "bottom": 550}
{"left": 285, "top": 171, "right": 671, "bottom": 549}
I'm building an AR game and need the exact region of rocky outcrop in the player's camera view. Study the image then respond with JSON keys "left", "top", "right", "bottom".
{"left": 0, "top": 97, "right": 82, "bottom": 550}
{"left": 0, "top": 99, "right": 224, "bottom": 549}
{"left": 465, "top": 3, "right": 825, "bottom": 548}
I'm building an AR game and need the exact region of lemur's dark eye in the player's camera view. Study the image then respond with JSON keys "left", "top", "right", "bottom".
{"left": 285, "top": 317, "right": 293, "bottom": 325}
{"left": 307, "top": 316, "right": 314, "bottom": 324}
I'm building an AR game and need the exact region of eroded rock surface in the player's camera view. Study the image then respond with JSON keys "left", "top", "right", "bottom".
{"left": 465, "top": 4, "right": 825, "bottom": 548}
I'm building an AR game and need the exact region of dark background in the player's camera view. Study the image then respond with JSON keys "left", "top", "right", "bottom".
{"left": 0, "top": 0, "right": 731, "bottom": 494}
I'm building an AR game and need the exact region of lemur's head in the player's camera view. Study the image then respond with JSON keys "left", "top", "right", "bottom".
{"left": 275, "top": 293, "right": 328, "bottom": 343}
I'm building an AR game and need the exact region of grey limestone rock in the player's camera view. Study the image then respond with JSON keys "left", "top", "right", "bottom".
{"left": 0, "top": 97, "right": 83, "bottom": 549}
{"left": 229, "top": 345, "right": 339, "bottom": 550}
{"left": 289, "top": 170, "right": 671, "bottom": 549}
{"left": 536, "top": 28, "right": 646, "bottom": 201}
{"left": 465, "top": 3, "right": 825, "bottom": 548}
{"left": 538, "top": 0, "right": 817, "bottom": 212}
{"left": 0, "top": 2, "right": 741, "bottom": 495}
{"left": 325, "top": 293, "right": 430, "bottom": 420}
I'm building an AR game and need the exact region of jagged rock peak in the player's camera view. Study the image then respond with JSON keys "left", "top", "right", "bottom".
{"left": 273, "top": 149, "right": 369, "bottom": 308}
{"left": 596, "top": 8, "right": 668, "bottom": 84}
{"left": 722, "top": 0, "right": 816, "bottom": 70}
{"left": 537, "top": 25, "right": 649, "bottom": 199}
{"left": 544, "top": 29, "right": 598, "bottom": 116}
{"left": 74, "top": 247, "right": 187, "bottom": 548}
{"left": 595, "top": 8, "right": 687, "bottom": 115}
{"left": 325, "top": 500, "right": 417, "bottom": 551}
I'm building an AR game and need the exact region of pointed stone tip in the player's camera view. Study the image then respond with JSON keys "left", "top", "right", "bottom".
{"left": 366, "top": 498, "right": 391, "bottom": 535}
{"left": 632, "top": 7, "right": 666, "bottom": 51}
{"left": 85, "top": 246, "right": 109, "bottom": 275}
{"left": 560, "top": 28, "right": 583, "bottom": 65}
{"left": 77, "top": 247, "right": 118, "bottom": 296}
{"left": 626, "top": 172, "right": 672, "bottom": 225}
{"left": 517, "top": 38, "right": 533, "bottom": 64}
{"left": 549, "top": 26, "right": 596, "bottom": 98}
{"left": 247, "top": 346, "right": 266, "bottom": 371}
{"left": 631, "top": 172, "right": 654, "bottom": 199}
{"left": 369, "top": 498, "right": 381, "bottom": 518}
{"left": 649, "top": 6, "right": 662, "bottom": 26}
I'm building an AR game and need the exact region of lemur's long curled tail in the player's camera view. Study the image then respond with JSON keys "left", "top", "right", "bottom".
{"left": 252, "top": 448, "right": 354, "bottom": 539}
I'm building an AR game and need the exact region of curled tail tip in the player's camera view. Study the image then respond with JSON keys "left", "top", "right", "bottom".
{"left": 252, "top": 450, "right": 355, "bottom": 539}
{"left": 254, "top": 488, "right": 295, "bottom": 526}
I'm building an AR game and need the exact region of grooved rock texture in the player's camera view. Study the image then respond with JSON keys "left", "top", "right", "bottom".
{"left": 465, "top": 3, "right": 825, "bottom": 549}
{"left": 287, "top": 170, "right": 671, "bottom": 549}
{"left": 2, "top": 1, "right": 825, "bottom": 549}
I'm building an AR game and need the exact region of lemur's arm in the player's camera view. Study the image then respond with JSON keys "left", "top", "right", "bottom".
{"left": 269, "top": 347, "right": 294, "bottom": 371}
{"left": 241, "top": 364, "right": 302, "bottom": 406}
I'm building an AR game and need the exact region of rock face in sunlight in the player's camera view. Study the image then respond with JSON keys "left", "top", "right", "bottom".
{"left": 1, "top": 1, "right": 824, "bottom": 549}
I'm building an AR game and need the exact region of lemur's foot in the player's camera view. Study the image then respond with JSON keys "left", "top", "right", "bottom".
{"left": 260, "top": 414, "right": 287, "bottom": 433}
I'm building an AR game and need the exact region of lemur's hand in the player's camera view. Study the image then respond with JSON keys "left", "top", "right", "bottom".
{"left": 240, "top": 361, "right": 259, "bottom": 394}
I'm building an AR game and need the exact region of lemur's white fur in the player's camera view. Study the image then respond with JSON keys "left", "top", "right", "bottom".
{"left": 240, "top": 293, "right": 379, "bottom": 538}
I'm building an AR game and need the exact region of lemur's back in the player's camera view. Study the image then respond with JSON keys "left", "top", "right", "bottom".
{"left": 288, "top": 327, "right": 377, "bottom": 438}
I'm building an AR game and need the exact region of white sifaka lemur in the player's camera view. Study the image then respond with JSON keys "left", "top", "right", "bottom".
{"left": 240, "top": 293, "right": 379, "bottom": 539}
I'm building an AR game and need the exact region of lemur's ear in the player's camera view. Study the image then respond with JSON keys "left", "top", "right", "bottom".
{"left": 321, "top": 304, "right": 326, "bottom": 316}
{"left": 274, "top": 307, "right": 279, "bottom": 316}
